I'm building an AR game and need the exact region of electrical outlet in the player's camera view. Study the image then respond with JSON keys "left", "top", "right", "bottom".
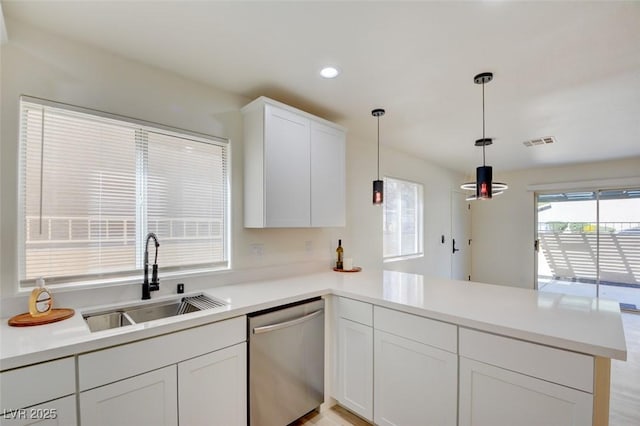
{"left": 250, "top": 243, "right": 264, "bottom": 257}
{"left": 305, "top": 240, "right": 313, "bottom": 254}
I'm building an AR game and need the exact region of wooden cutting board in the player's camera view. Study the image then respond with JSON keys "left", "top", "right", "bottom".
{"left": 333, "top": 267, "right": 362, "bottom": 273}
{"left": 8, "top": 308, "right": 75, "bottom": 327}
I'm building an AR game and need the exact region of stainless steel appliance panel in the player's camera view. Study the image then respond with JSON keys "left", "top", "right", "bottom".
{"left": 248, "top": 298, "right": 324, "bottom": 426}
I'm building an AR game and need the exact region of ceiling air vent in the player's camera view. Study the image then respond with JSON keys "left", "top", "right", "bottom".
{"left": 523, "top": 136, "right": 555, "bottom": 147}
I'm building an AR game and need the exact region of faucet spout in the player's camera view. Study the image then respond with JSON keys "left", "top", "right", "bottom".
{"left": 142, "top": 232, "right": 160, "bottom": 300}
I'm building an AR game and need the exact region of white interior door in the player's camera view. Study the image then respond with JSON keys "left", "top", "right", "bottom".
{"left": 451, "top": 191, "right": 471, "bottom": 280}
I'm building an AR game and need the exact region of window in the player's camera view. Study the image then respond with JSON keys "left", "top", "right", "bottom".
{"left": 536, "top": 188, "right": 640, "bottom": 310}
{"left": 383, "top": 177, "right": 423, "bottom": 260}
{"left": 19, "top": 97, "right": 229, "bottom": 286}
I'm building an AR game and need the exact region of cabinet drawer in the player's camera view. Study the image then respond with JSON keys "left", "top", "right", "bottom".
{"left": 0, "top": 357, "right": 75, "bottom": 410}
{"left": 374, "top": 306, "right": 457, "bottom": 353}
{"left": 338, "top": 297, "right": 372, "bottom": 326}
{"left": 79, "top": 316, "right": 245, "bottom": 391}
{"left": 459, "top": 328, "right": 594, "bottom": 392}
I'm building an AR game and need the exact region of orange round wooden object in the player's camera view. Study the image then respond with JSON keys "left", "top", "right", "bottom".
{"left": 8, "top": 308, "right": 75, "bottom": 327}
{"left": 333, "top": 267, "right": 362, "bottom": 273}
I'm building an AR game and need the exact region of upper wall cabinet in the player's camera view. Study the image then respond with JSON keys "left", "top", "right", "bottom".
{"left": 242, "top": 97, "right": 346, "bottom": 228}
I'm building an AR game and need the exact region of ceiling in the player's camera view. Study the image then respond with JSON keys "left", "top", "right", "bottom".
{"left": 3, "top": 1, "right": 640, "bottom": 174}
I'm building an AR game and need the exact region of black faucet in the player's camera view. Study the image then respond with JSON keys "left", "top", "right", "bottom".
{"left": 142, "top": 232, "right": 160, "bottom": 300}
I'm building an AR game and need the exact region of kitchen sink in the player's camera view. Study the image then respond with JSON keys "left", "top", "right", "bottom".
{"left": 124, "top": 301, "right": 186, "bottom": 323}
{"left": 83, "top": 294, "right": 227, "bottom": 332}
{"left": 84, "top": 311, "right": 134, "bottom": 332}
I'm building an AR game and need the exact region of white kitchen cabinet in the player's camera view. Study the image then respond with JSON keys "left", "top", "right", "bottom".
{"left": 458, "top": 327, "right": 595, "bottom": 426}
{"left": 458, "top": 327, "right": 594, "bottom": 392}
{"left": 80, "top": 365, "right": 177, "bottom": 426}
{"left": 335, "top": 300, "right": 458, "bottom": 425}
{"left": 459, "top": 357, "right": 593, "bottom": 426}
{"left": 336, "top": 317, "right": 373, "bottom": 421}
{"left": 335, "top": 298, "right": 373, "bottom": 421}
{"left": 78, "top": 317, "right": 246, "bottom": 426}
{"left": 78, "top": 316, "right": 245, "bottom": 390}
{"left": 178, "top": 343, "right": 247, "bottom": 426}
{"left": 263, "top": 103, "right": 311, "bottom": 227}
{"left": 0, "top": 395, "right": 76, "bottom": 426}
{"left": 310, "top": 120, "right": 346, "bottom": 227}
{"left": 242, "top": 96, "right": 346, "bottom": 228}
{"left": 374, "top": 330, "right": 457, "bottom": 426}
{"left": 0, "top": 357, "right": 76, "bottom": 426}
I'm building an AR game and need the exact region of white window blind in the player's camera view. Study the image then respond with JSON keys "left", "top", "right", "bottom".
{"left": 383, "top": 177, "right": 424, "bottom": 260}
{"left": 19, "top": 97, "right": 229, "bottom": 286}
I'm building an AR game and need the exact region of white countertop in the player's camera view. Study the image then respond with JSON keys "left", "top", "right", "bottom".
{"left": 0, "top": 270, "right": 628, "bottom": 371}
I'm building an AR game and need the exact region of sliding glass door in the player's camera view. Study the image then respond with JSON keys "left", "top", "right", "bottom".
{"left": 536, "top": 188, "right": 640, "bottom": 311}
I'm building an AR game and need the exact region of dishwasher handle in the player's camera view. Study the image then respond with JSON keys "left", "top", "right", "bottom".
{"left": 252, "top": 309, "right": 324, "bottom": 335}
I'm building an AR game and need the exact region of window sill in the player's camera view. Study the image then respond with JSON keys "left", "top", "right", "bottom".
{"left": 18, "top": 266, "right": 230, "bottom": 294}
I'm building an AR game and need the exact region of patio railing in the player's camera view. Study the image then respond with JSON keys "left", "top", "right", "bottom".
{"left": 538, "top": 222, "right": 640, "bottom": 286}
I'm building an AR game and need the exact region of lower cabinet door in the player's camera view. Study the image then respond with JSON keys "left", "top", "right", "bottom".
{"left": 337, "top": 318, "right": 373, "bottom": 421}
{"left": 374, "top": 330, "right": 457, "bottom": 426}
{"left": 459, "top": 357, "right": 593, "bottom": 426}
{"left": 178, "top": 342, "right": 247, "bottom": 426}
{"left": 0, "top": 395, "right": 76, "bottom": 426}
{"left": 80, "top": 365, "right": 177, "bottom": 426}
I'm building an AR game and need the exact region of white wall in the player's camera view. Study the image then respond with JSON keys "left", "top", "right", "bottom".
{"left": 0, "top": 19, "right": 340, "bottom": 303}
{"left": 346, "top": 133, "right": 462, "bottom": 278}
{"left": 471, "top": 157, "right": 640, "bottom": 289}
{"left": 0, "top": 19, "right": 461, "bottom": 311}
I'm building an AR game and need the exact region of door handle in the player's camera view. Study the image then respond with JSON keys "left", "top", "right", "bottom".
{"left": 452, "top": 238, "right": 460, "bottom": 254}
{"left": 252, "top": 309, "right": 324, "bottom": 334}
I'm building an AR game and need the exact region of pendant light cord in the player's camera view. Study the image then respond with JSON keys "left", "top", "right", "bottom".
{"left": 482, "top": 82, "right": 486, "bottom": 167}
{"left": 377, "top": 115, "right": 380, "bottom": 180}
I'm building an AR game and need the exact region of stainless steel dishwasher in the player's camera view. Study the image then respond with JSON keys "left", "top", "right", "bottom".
{"left": 248, "top": 297, "right": 324, "bottom": 426}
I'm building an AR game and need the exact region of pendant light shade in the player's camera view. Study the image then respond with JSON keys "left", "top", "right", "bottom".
{"left": 372, "top": 108, "right": 385, "bottom": 205}
{"left": 476, "top": 165, "right": 492, "bottom": 199}
{"left": 373, "top": 179, "right": 384, "bottom": 204}
{"left": 460, "top": 72, "right": 508, "bottom": 201}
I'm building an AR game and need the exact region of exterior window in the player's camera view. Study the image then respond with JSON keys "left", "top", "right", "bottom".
{"left": 383, "top": 177, "right": 424, "bottom": 261}
{"left": 19, "top": 97, "right": 229, "bottom": 287}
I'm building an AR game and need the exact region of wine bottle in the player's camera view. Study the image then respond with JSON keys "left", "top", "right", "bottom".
{"left": 336, "top": 239, "right": 344, "bottom": 270}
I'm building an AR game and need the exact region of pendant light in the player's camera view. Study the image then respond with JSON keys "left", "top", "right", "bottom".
{"left": 460, "top": 72, "right": 508, "bottom": 201}
{"left": 372, "top": 108, "right": 385, "bottom": 205}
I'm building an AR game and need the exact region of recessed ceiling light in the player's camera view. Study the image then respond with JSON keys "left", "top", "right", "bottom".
{"left": 320, "top": 66, "right": 340, "bottom": 79}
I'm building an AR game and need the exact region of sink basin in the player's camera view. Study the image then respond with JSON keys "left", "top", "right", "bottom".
{"left": 84, "top": 311, "right": 134, "bottom": 332}
{"left": 83, "top": 294, "right": 226, "bottom": 332}
{"left": 125, "top": 301, "right": 187, "bottom": 323}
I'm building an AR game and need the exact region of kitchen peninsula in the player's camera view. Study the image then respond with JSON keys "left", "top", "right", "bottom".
{"left": 1, "top": 270, "right": 627, "bottom": 426}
